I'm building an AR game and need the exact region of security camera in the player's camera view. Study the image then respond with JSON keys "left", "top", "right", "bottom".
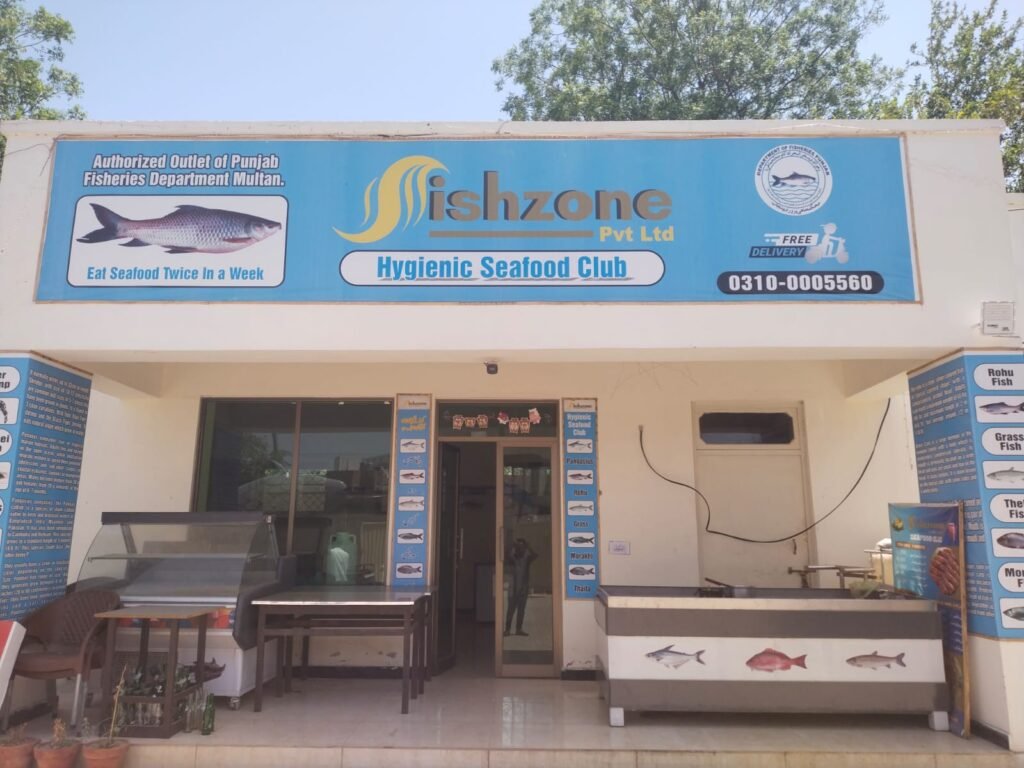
{"left": 485, "top": 362, "right": 499, "bottom": 375}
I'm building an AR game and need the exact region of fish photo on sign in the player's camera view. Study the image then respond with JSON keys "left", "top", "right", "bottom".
{"left": 1001, "top": 600, "right": 1024, "bottom": 628}
{"left": 745, "top": 648, "right": 807, "bottom": 673}
{"left": 993, "top": 529, "right": 1024, "bottom": 557}
{"left": 67, "top": 195, "right": 288, "bottom": 289}
{"left": 974, "top": 396, "right": 1024, "bottom": 423}
{"left": 983, "top": 461, "right": 1024, "bottom": 489}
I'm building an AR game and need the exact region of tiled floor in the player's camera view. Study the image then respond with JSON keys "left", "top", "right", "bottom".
{"left": 26, "top": 675, "right": 1022, "bottom": 767}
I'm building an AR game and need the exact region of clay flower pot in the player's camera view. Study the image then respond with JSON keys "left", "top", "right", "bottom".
{"left": 0, "top": 738, "right": 38, "bottom": 768}
{"left": 33, "top": 741, "right": 81, "bottom": 768}
{"left": 82, "top": 739, "right": 130, "bottom": 768}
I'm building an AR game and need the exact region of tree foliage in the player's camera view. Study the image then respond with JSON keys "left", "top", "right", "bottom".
{"left": 0, "top": 0, "right": 83, "bottom": 173}
{"left": 492, "top": 0, "right": 900, "bottom": 121}
{"left": 890, "top": 0, "right": 1024, "bottom": 192}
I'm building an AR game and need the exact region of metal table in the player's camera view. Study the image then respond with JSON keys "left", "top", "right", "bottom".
{"left": 252, "top": 587, "right": 431, "bottom": 714}
{"left": 96, "top": 604, "right": 216, "bottom": 738}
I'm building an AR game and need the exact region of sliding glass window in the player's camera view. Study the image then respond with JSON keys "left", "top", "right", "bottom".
{"left": 195, "top": 399, "right": 393, "bottom": 586}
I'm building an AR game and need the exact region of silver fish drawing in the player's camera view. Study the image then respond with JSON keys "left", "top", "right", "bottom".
{"left": 401, "top": 471, "right": 425, "bottom": 481}
{"left": 1003, "top": 606, "right": 1024, "bottom": 621}
{"left": 77, "top": 203, "right": 281, "bottom": 254}
{"left": 569, "top": 566, "right": 595, "bottom": 576}
{"left": 568, "top": 472, "right": 593, "bottom": 481}
{"left": 396, "top": 564, "right": 422, "bottom": 575}
{"left": 401, "top": 440, "right": 425, "bottom": 449}
{"left": 846, "top": 651, "right": 906, "bottom": 670}
{"left": 987, "top": 467, "right": 1024, "bottom": 483}
{"left": 997, "top": 532, "right": 1024, "bottom": 549}
{"left": 397, "top": 532, "right": 423, "bottom": 541}
{"left": 980, "top": 402, "right": 1024, "bottom": 415}
{"left": 568, "top": 535, "right": 595, "bottom": 545}
{"left": 398, "top": 498, "right": 424, "bottom": 508}
{"left": 770, "top": 171, "right": 816, "bottom": 188}
{"left": 569, "top": 503, "right": 593, "bottom": 513}
{"left": 567, "top": 440, "right": 592, "bottom": 448}
{"left": 645, "top": 645, "right": 705, "bottom": 668}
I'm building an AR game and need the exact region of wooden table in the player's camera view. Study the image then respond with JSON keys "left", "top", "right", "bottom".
{"left": 252, "top": 587, "right": 431, "bottom": 714}
{"left": 96, "top": 605, "right": 217, "bottom": 738}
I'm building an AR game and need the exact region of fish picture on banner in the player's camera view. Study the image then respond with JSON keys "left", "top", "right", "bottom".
{"left": 66, "top": 195, "right": 288, "bottom": 288}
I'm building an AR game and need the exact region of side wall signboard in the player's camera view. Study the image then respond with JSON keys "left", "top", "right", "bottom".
{"left": 37, "top": 138, "right": 915, "bottom": 303}
{"left": 908, "top": 352, "right": 1024, "bottom": 639}
{"left": 391, "top": 395, "right": 431, "bottom": 587}
{"left": 888, "top": 502, "right": 968, "bottom": 737}
{"left": 0, "top": 354, "right": 91, "bottom": 620}
{"left": 564, "top": 399, "right": 599, "bottom": 598}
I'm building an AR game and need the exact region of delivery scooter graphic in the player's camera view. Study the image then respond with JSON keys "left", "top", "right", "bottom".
{"left": 804, "top": 223, "right": 848, "bottom": 264}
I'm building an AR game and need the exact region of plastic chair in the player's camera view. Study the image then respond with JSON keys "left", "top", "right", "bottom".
{"left": 2, "top": 589, "right": 120, "bottom": 727}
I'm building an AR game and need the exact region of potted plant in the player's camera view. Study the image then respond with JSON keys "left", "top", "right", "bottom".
{"left": 82, "top": 667, "right": 130, "bottom": 768}
{"left": 0, "top": 725, "right": 37, "bottom": 768}
{"left": 33, "top": 718, "right": 80, "bottom": 768}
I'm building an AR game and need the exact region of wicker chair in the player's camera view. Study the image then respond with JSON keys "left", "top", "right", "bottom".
{"left": 3, "top": 589, "right": 120, "bottom": 727}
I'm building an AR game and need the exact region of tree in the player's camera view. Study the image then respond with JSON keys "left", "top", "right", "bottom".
{"left": 891, "top": 0, "right": 1024, "bottom": 192}
{"left": 0, "top": 0, "right": 83, "bottom": 173}
{"left": 492, "top": 0, "right": 901, "bottom": 121}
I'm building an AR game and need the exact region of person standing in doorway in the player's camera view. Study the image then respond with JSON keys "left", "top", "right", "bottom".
{"left": 504, "top": 537, "right": 537, "bottom": 636}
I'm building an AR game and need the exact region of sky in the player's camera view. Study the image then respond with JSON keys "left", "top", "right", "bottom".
{"left": 34, "top": 0, "right": 1024, "bottom": 122}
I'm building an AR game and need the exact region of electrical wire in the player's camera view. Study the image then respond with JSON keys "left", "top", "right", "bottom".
{"left": 638, "top": 398, "right": 892, "bottom": 544}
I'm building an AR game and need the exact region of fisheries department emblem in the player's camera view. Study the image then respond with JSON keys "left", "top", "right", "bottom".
{"left": 755, "top": 144, "right": 832, "bottom": 216}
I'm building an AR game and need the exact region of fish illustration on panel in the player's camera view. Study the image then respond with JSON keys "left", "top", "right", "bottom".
{"left": 400, "top": 439, "right": 426, "bottom": 452}
{"left": 645, "top": 645, "right": 705, "bottom": 669}
{"left": 770, "top": 171, "right": 816, "bottom": 188}
{"left": 77, "top": 203, "right": 281, "bottom": 254}
{"left": 568, "top": 535, "right": 595, "bottom": 546}
{"left": 568, "top": 566, "right": 595, "bottom": 577}
{"left": 746, "top": 648, "right": 807, "bottom": 672}
{"left": 987, "top": 467, "right": 1024, "bottom": 483}
{"left": 846, "top": 651, "right": 906, "bottom": 670}
{"left": 567, "top": 471, "right": 593, "bottom": 484}
{"left": 1004, "top": 606, "right": 1024, "bottom": 622}
{"left": 398, "top": 496, "right": 425, "bottom": 511}
{"left": 0, "top": 401, "right": 7, "bottom": 423}
{"left": 400, "top": 470, "right": 426, "bottom": 483}
{"left": 568, "top": 502, "right": 594, "bottom": 515}
{"left": 980, "top": 402, "right": 1024, "bottom": 415}
{"left": 396, "top": 529, "right": 424, "bottom": 542}
{"left": 996, "top": 532, "right": 1024, "bottom": 549}
{"left": 396, "top": 564, "right": 423, "bottom": 575}
{"left": 566, "top": 439, "right": 593, "bottom": 453}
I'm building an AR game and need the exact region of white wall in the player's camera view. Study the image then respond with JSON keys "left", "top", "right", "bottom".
{"left": 65, "top": 360, "right": 904, "bottom": 670}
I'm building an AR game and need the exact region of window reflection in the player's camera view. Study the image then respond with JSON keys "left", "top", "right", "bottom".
{"left": 195, "top": 399, "right": 393, "bottom": 586}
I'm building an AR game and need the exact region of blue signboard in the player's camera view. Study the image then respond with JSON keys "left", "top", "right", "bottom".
{"left": 564, "top": 399, "right": 599, "bottom": 598}
{"left": 391, "top": 395, "right": 431, "bottom": 586}
{"left": 888, "top": 503, "right": 968, "bottom": 737}
{"left": 909, "top": 352, "right": 1024, "bottom": 639}
{"left": 37, "top": 138, "right": 915, "bottom": 303}
{"left": 0, "top": 355, "right": 91, "bottom": 620}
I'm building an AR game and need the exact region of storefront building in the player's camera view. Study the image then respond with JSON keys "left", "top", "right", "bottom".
{"left": 1, "top": 119, "right": 1023, "bottom": 749}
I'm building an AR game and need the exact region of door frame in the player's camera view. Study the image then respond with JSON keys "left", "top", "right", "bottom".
{"left": 432, "top": 426, "right": 563, "bottom": 678}
{"left": 691, "top": 402, "right": 818, "bottom": 581}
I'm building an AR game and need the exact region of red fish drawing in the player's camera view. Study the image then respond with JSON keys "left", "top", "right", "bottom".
{"left": 745, "top": 648, "right": 807, "bottom": 672}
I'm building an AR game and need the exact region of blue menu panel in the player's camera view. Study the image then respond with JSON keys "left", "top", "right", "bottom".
{"left": 564, "top": 399, "right": 599, "bottom": 599}
{"left": 391, "top": 395, "right": 431, "bottom": 586}
{"left": 0, "top": 356, "right": 91, "bottom": 620}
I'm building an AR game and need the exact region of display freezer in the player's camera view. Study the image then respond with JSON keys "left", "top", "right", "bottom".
{"left": 76, "top": 513, "right": 292, "bottom": 708}
{"left": 596, "top": 586, "right": 949, "bottom": 728}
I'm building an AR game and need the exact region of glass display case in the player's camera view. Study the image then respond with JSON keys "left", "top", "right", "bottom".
{"left": 77, "top": 513, "right": 290, "bottom": 707}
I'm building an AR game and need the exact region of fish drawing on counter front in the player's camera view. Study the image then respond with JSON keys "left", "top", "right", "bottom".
{"left": 986, "top": 467, "right": 1024, "bottom": 483}
{"left": 845, "top": 651, "right": 906, "bottom": 669}
{"left": 396, "top": 564, "right": 422, "bottom": 575}
{"left": 1004, "top": 606, "right": 1024, "bottom": 622}
{"left": 77, "top": 203, "right": 281, "bottom": 254}
{"left": 746, "top": 648, "right": 807, "bottom": 672}
{"left": 996, "top": 532, "right": 1024, "bottom": 549}
{"left": 568, "top": 535, "right": 595, "bottom": 545}
{"left": 646, "top": 645, "right": 705, "bottom": 668}
{"left": 569, "top": 566, "right": 595, "bottom": 576}
{"left": 980, "top": 402, "right": 1024, "bottom": 415}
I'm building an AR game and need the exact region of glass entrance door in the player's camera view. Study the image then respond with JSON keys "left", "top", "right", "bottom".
{"left": 496, "top": 443, "right": 558, "bottom": 677}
